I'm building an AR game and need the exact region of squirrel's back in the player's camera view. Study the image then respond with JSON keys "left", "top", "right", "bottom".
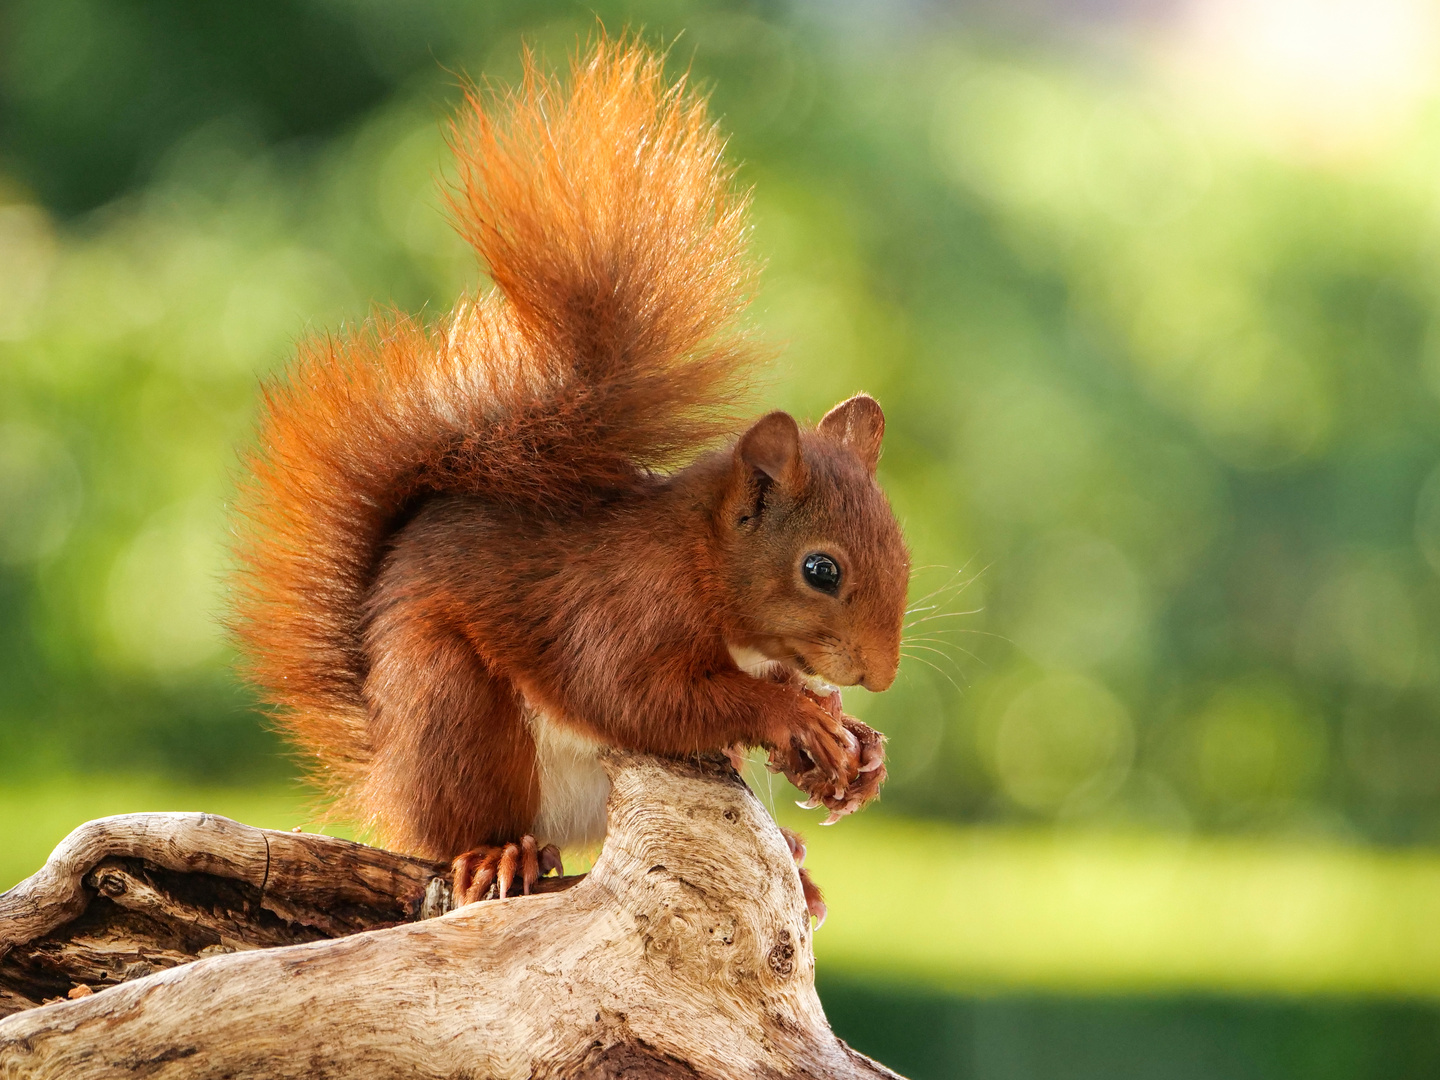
{"left": 229, "top": 39, "right": 758, "bottom": 809}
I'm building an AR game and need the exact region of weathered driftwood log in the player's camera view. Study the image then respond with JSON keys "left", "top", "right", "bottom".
{"left": 0, "top": 751, "right": 902, "bottom": 1080}
{"left": 0, "top": 805, "right": 582, "bottom": 1016}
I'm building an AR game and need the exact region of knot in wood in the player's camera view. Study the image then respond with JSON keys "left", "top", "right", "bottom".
{"left": 93, "top": 869, "right": 128, "bottom": 897}
{"left": 767, "top": 928, "right": 795, "bottom": 978}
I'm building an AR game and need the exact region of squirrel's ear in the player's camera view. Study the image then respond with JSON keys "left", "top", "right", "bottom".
{"left": 818, "top": 394, "right": 885, "bottom": 474}
{"left": 737, "top": 411, "right": 805, "bottom": 490}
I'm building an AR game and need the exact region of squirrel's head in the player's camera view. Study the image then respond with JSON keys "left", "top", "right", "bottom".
{"left": 716, "top": 395, "right": 910, "bottom": 692}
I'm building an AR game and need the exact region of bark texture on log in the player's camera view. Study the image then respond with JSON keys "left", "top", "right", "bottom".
{"left": 0, "top": 808, "right": 577, "bottom": 1015}
{"left": 0, "top": 752, "right": 902, "bottom": 1080}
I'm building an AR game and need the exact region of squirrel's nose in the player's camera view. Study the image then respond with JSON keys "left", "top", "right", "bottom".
{"left": 859, "top": 670, "right": 896, "bottom": 692}
{"left": 860, "top": 655, "right": 899, "bottom": 692}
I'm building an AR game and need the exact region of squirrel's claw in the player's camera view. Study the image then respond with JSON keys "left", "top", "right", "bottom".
{"left": 804, "top": 872, "right": 828, "bottom": 929}
{"left": 452, "top": 835, "right": 562, "bottom": 905}
{"left": 779, "top": 825, "right": 808, "bottom": 865}
{"left": 452, "top": 848, "right": 497, "bottom": 904}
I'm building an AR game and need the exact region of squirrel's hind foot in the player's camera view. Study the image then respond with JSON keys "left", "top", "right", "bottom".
{"left": 452, "top": 837, "right": 563, "bottom": 904}
{"left": 779, "top": 826, "right": 827, "bottom": 929}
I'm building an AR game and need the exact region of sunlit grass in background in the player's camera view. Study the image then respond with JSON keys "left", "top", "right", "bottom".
{"left": 798, "top": 812, "right": 1440, "bottom": 998}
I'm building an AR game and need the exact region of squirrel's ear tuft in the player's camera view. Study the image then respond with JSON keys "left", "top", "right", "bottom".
{"left": 818, "top": 394, "right": 885, "bottom": 474}
{"left": 737, "top": 411, "right": 805, "bottom": 489}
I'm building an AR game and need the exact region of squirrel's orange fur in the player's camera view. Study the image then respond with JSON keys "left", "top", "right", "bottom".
{"left": 230, "top": 39, "right": 909, "bottom": 869}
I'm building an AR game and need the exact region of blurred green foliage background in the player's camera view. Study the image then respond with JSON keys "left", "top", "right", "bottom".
{"left": 5, "top": 0, "right": 1440, "bottom": 1075}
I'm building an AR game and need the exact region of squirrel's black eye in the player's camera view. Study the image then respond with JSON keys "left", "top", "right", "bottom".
{"left": 802, "top": 552, "right": 841, "bottom": 593}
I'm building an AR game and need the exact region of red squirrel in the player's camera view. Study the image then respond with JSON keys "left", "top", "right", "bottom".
{"left": 229, "top": 39, "right": 910, "bottom": 916}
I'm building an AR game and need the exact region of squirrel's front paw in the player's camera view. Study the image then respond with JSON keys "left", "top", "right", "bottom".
{"left": 766, "top": 691, "right": 853, "bottom": 792}
{"left": 771, "top": 699, "right": 886, "bottom": 824}
{"left": 823, "top": 716, "right": 886, "bottom": 819}
{"left": 766, "top": 690, "right": 869, "bottom": 815}
{"left": 452, "top": 836, "right": 563, "bottom": 904}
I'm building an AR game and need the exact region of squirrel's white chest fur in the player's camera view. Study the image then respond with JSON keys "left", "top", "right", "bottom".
{"left": 525, "top": 647, "right": 778, "bottom": 851}
{"left": 524, "top": 708, "right": 610, "bottom": 850}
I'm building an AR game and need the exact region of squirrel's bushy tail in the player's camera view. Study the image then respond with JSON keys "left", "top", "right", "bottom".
{"left": 229, "top": 38, "right": 756, "bottom": 809}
